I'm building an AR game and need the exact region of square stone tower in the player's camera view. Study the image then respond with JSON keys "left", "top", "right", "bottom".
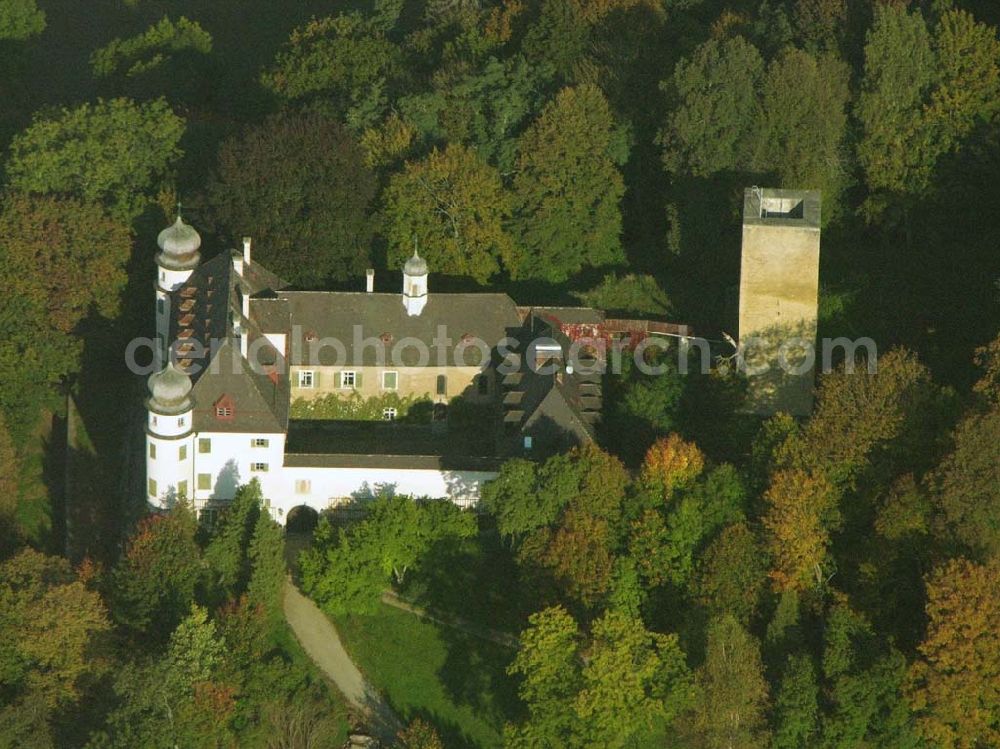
{"left": 738, "top": 187, "right": 821, "bottom": 417}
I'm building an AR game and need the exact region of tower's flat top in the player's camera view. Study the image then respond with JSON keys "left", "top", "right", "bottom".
{"left": 743, "top": 187, "right": 821, "bottom": 228}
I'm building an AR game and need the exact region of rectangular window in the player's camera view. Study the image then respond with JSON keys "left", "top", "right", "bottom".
{"left": 382, "top": 407, "right": 397, "bottom": 421}
{"left": 149, "top": 443, "right": 156, "bottom": 459}
{"left": 197, "top": 473, "right": 212, "bottom": 491}
{"left": 251, "top": 438, "right": 269, "bottom": 448}
{"left": 382, "top": 371, "right": 398, "bottom": 390}
{"left": 298, "top": 370, "right": 315, "bottom": 388}
{"left": 200, "top": 507, "right": 218, "bottom": 528}
{"left": 147, "top": 478, "right": 157, "bottom": 497}
{"left": 251, "top": 462, "right": 269, "bottom": 473}
{"left": 295, "top": 479, "right": 311, "bottom": 495}
{"left": 178, "top": 480, "right": 188, "bottom": 497}
{"left": 341, "top": 370, "right": 357, "bottom": 388}
{"left": 178, "top": 416, "right": 186, "bottom": 427}
{"left": 151, "top": 416, "right": 158, "bottom": 427}
{"left": 198, "top": 438, "right": 211, "bottom": 454}
{"left": 436, "top": 374, "right": 447, "bottom": 395}
{"left": 179, "top": 445, "right": 187, "bottom": 461}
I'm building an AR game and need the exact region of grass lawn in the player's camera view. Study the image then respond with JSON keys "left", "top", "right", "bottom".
{"left": 334, "top": 603, "right": 522, "bottom": 749}
{"left": 398, "top": 527, "right": 536, "bottom": 637}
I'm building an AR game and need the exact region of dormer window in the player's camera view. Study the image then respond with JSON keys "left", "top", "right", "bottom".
{"left": 214, "top": 394, "right": 235, "bottom": 421}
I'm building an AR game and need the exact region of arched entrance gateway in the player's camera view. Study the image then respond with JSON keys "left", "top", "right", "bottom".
{"left": 285, "top": 504, "right": 319, "bottom": 533}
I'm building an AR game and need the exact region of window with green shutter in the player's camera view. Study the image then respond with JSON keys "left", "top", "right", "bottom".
{"left": 197, "top": 473, "right": 211, "bottom": 491}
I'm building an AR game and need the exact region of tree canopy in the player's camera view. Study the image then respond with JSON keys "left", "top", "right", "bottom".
{"left": 5, "top": 98, "right": 184, "bottom": 221}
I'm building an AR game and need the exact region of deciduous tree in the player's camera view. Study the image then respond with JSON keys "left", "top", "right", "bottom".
{"left": 110, "top": 502, "right": 201, "bottom": 638}
{"left": 682, "top": 614, "right": 770, "bottom": 749}
{"left": 641, "top": 433, "right": 705, "bottom": 497}
{"left": 5, "top": 98, "right": 184, "bottom": 221}
{"left": 693, "top": 522, "right": 768, "bottom": 622}
{"left": 90, "top": 16, "right": 212, "bottom": 79}
{"left": 907, "top": 557, "right": 1000, "bottom": 747}
{"left": 756, "top": 47, "right": 850, "bottom": 219}
{"left": 0, "top": 549, "right": 110, "bottom": 710}
{"left": 762, "top": 469, "right": 837, "bottom": 591}
{"left": 660, "top": 36, "right": 764, "bottom": 177}
{"left": 383, "top": 143, "right": 516, "bottom": 283}
{"left": 262, "top": 12, "right": 401, "bottom": 128}
{"left": 575, "top": 610, "right": 692, "bottom": 746}
{"left": 0, "top": 193, "right": 131, "bottom": 334}
{"left": 0, "top": 0, "right": 44, "bottom": 40}
{"left": 511, "top": 83, "right": 626, "bottom": 281}
{"left": 203, "top": 112, "right": 376, "bottom": 287}
{"left": 505, "top": 605, "right": 582, "bottom": 747}
{"left": 932, "top": 409, "right": 1000, "bottom": 558}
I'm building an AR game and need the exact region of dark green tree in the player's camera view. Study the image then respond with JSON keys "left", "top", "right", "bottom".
{"left": 383, "top": 143, "right": 515, "bottom": 282}
{"left": 660, "top": 36, "right": 764, "bottom": 177}
{"left": 681, "top": 614, "right": 770, "bottom": 748}
{"left": 5, "top": 98, "right": 184, "bottom": 221}
{"left": 203, "top": 112, "right": 377, "bottom": 287}
{"left": 0, "top": 0, "right": 44, "bottom": 40}
{"left": 931, "top": 409, "right": 1000, "bottom": 559}
{"left": 110, "top": 503, "right": 201, "bottom": 639}
{"left": 203, "top": 480, "right": 263, "bottom": 602}
{"left": 262, "top": 10, "right": 401, "bottom": 129}
{"left": 511, "top": 83, "right": 627, "bottom": 281}
{"left": 246, "top": 506, "right": 286, "bottom": 623}
{"left": 772, "top": 653, "right": 820, "bottom": 749}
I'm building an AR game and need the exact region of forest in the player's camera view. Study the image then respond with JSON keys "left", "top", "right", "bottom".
{"left": 0, "top": 0, "right": 998, "bottom": 746}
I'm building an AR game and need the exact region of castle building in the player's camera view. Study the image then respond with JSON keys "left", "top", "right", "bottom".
{"left": 145, "top": 217, "right": 607, "bottom": 522}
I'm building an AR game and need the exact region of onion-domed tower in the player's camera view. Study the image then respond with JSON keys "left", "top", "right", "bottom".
{"left": 155, "top": 214, "right": 201, "bottom": 357}
{"left": 145, "top": 360, "right": 195, "bottom": 508}
{"left": 402, "top": 249, "right": 428, "bottom": 317}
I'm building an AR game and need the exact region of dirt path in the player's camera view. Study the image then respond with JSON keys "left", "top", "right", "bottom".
{"left": 282, "top": 582, "right": 403, "bottom": 743}
{"left": 380, "top": 590, "right": 519, "bottom": 650}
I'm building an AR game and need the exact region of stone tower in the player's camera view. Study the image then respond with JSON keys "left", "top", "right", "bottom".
{"left": 155, "top": 215, "right": 201, "bottom": 360}
{"left": 738, "top": 187, "right": 821, "bottom": 416}
{"left": 145, "top": 360, "right": 195, "bottom": 508}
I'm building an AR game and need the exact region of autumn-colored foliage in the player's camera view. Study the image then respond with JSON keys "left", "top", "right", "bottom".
{"left": 0, "top": 192, "right": 131, "bottom": 334}
{"left": 906, "top": 557, "right": 1000, "bottom": 747}
{"left": 642, "top": 433, "right": 706, "bottom": 497}
{"left": 762, "top": 470, "right": 838, "bottom": 591}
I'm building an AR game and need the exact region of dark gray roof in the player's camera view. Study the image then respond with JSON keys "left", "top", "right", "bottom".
{"left": 190, "top": 338, "right": 289, "bottom": 434}
{"left": 498, "top": 313, "right": 600, "bottom": 455}
{"left": 284, "top": 421, "right": 499, "bottom": 470}
{"left": 277, "top": 291, "right": 523, "bottom": 367}
{"left": 250, "top": 297, "right": 290, "bottom": 334}
{"left": 168, "top": 253, "right": 290, "bottom": 433}
{"left": 525, "top": 306, "right": 606, "bottom": 326}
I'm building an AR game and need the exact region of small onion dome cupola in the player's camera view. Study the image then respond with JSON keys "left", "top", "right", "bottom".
{"left": 404, "top": 249, "right": 428, "bottom": 277}
{"left": 147, "top": 360, "right": 193, "bottom": 415}
{"left": 402, "top": 247, "right": 429, "bottom": 317}
{"left": 156, "top": 215, "right": 202, "bottom": 271}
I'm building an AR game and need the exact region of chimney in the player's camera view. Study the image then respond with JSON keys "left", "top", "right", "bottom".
{"left": 366, "top": 268, "right": 375, "bottom": 293}
{"left": 241, "top": 291, "right": 250, "bottom": 321}
{"left": 242, "top": 236, "right": 252, "bottom": 267}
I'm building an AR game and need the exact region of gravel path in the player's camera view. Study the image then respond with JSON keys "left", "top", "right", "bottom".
{"left": 283, "top": 582, "right": 403, "bottom": 743}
